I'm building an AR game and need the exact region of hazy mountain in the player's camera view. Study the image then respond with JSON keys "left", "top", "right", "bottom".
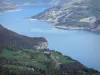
{"left": 0, "top": 0, "right": 65, "bottom": 14}
{"left": 31, "top": 0, "right": 100, "bottom": 33}
{"left": 0, "top": 24, "right": 48, "bottom": 51}
{"left": 0, "top": 0, "right": 20, "bottom": 14}
{"left": 9, "top": 0, "right": 68, "bottom": 6}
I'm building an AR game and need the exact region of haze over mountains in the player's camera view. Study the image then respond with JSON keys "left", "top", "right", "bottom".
{"left": 31, "top": 0, "right": 100, "bottom": 33}
{"left": 0, "top": 0, "right": 19, "bottom": 13}
{"left": 0, "top": 0, "right": 67, "bottom": 14}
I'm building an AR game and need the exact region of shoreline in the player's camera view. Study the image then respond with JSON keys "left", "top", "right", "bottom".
{"left": 0, "top": 8, "right": 21, "bottom": 14}
{"left": 29, "top": 18, "right": 100, "bottom": 34}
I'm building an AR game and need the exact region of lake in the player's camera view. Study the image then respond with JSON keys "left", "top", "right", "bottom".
{"left": 0, "top": 5, "right": 100, "bottom": 71}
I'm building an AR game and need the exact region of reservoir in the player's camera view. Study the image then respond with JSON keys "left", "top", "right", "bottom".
{"left": 0, "top": 5, "right": 100, "bottom": 71}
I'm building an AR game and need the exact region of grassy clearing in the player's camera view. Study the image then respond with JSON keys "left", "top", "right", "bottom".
{"left": 0, "top": 48, "right": 74, "bottom": 70}
{"left": 51, "top": 51, "right": 73, "bottom": 64}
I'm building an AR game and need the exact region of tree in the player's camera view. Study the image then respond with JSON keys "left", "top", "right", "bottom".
{"left": 0, "top": 69, "right": 4, "bottom": 75}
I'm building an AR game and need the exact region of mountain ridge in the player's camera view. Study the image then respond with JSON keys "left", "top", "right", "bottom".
{"left": 0, "top": 24, "right": 48, "bottom": 51}
{"left": 31, "top": 0, "right": 100, "bottom": 34}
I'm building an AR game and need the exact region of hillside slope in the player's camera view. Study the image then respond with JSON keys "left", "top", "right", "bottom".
{"left": 0, "top": 24, "right": 100, "bottom": 75}
{"left": 31, "top": 0, "right": 100, "bottom": 33}
{"left": 0, "top": 48, "right": 99, "bottom": 75}
{"left": 0, "top": 24, "right": 48, "bottom": 51}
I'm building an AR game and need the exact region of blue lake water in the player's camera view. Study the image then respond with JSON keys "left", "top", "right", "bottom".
{"left": 0, "top": 5, "right": 100, "bottom": 71}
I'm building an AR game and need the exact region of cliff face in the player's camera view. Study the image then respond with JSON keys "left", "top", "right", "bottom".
{"left": 0, "top": 24, "right": 48, "bottom": 51}
{"left": 34, "top": 42, "right": 48, "bottom": 50}
{"left": 31, "top": 0, "right": 100, "bottom": 33}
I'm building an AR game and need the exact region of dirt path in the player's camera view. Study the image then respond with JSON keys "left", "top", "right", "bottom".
{"left": 51, "top": 55, "right": 61, "bottom": 67}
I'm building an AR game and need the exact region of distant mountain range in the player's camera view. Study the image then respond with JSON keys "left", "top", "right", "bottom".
{"left": 31, "top": 0, "right": 100, "bottom": 34}
{"left": 0, "top": 0, "right": 67, "bottom": 14}
{"left": 9, "top": 0, "right": 67, "bottom": 6}
{"left": 0, "top": 24, "right": 100, "bottom": 75}
{"left": 0, "top": 0, "right": 19, "bottom": 14}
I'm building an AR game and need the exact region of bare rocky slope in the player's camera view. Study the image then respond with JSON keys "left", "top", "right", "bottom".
{"left": 31, "top": 0, "right": 100, "bottom": 33}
